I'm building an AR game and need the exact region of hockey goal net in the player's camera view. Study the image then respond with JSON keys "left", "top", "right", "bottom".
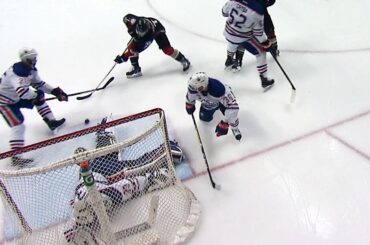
{"left": 0, "top": 108, "right": 200, "bottom": 245}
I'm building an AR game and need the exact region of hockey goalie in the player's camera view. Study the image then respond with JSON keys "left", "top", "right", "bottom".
{"left": 63, "top": 119, "right": 182, "bottom": 244}
{"left": 63, "top": 162, "right": 169, "bottom": 244}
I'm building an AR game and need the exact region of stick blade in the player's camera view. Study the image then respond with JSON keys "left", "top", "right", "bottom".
{"left": 76, "top": 92, "right": 93, "bottom": 100}
{"left": 100, "top": 77, "right": 115, "bottom": 90}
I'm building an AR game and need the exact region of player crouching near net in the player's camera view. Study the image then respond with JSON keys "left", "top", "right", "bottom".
{"left": 114, "top": 14, "right": 191, "bottom": 78}
{"left": 185, "top": 72, "right": 242, "bottom": 141}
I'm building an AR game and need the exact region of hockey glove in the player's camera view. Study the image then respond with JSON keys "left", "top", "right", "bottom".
{"left": 186, "top": 103, "right": 195, "bottom": 115}
{"left": 215, "top": 120, "right": 229, "bottom": 137}
{"left": 51, "top": 87, "right": 68, "bottom": 101}
{"left": 260, "top": 40, "right": 272, "bottom": 53}
{"left": 32, "top": 90, "right": 45, "bottom": 106}
{"left": 114, "top": 55, "right": 127, "bottom": 64}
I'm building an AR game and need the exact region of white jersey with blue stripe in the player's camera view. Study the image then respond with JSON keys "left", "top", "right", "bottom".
{"left": 186, "top": 77, "right": 240, "bottom": 126}
{"left": 0, "top": 62, "right": 54, "bottom": 105}
{"left": 222, "top": 0, "right": 268, "bottom": 44}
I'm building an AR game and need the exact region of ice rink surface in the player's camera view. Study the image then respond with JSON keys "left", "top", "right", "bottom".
{"left": 1, "top": 0, "right": 370, "bottom": 244}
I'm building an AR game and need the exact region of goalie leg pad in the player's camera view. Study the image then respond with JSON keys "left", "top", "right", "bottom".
{"left": 169, "top": 140, "right": 184, "bottom": 164}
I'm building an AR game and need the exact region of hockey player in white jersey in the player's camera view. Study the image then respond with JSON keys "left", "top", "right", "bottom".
{"left": 222, "top": 0, "right": 274, "bottom": 91}
{"left": 232, "top": 0, "right": 280, "bottom": 72}
{"left": 0, "top": 48, "right": 68, "bottom": 167}
{"left": 185, "top": 72, "right": 242, "bottom": 140}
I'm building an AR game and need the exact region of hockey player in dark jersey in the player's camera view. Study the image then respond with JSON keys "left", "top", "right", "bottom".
{"left": 0, "top": 48, "right": 68, "bottom": 167}
{"left": 114, "top": 14, "right": 191, "bottom": 78}
{"left": 185, "top": 72, "right": 242, "bottom": 141}
{"left": 231, "top": 0, "right": 279, "bottom": 72}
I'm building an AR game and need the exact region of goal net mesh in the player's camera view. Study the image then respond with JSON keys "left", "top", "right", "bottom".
{"left": 0, "top": 108, "right": 200, "bottom": 244}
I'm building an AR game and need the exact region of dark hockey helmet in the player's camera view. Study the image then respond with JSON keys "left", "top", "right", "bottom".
{"left": 135, "top": 18, "right": 150, "bottom": 37}
{"left": 123, "top": 13, "right": 137, "bottom": 25}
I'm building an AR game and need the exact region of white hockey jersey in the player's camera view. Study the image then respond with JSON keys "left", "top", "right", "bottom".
{"left": 222, "top": 0, "right": 268, "bottom": 44}
{"left": 73, "top": 172, "right": 148, "bottom": 205}
{"left": 0, "top": 62, "right": 54, "bottom": 105}
{"left": 186, "top": 78, "right": 240, "bottom": 127}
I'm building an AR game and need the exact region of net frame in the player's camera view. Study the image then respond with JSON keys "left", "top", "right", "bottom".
{"left": 0, "top": 108, "right": 200, "bottom": 244}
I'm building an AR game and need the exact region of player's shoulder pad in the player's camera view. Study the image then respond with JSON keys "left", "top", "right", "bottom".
{"left": 238, "top": 0, "right": 265, "bottom": 15}
{"left": 208, "top": 78, "right": 225, "bottom": 98}
{"left": 12, "top": 62, "right": 32, "bottom": 77}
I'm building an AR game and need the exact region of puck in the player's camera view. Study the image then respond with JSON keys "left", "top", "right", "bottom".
{"left": 84, "top": 118, "right": 90, "bottom": 125}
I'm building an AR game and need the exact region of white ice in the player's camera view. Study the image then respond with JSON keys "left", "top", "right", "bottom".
{"left": 1, "top": 0, "right": 370, "bottom": 244}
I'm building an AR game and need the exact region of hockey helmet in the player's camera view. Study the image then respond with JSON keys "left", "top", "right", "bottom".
{"left": 135, "top": 18, "right": 150, "bottom": 37}
{"left": 19, "top": 47, "right": 38, "bottom": 67}
{"left": 74, "top": 147, "right": 87, "bottom": 154}
{"left": 188, "top": 72, "right": 209, "bottom": 91}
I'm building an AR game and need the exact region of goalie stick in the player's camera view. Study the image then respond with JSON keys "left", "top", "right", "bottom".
{"left": 77, "top": 63, "right": 117, "bottom": 100}
{"left": 191, "top": 114, "right": 221, "bottom": 190}
{"left": 45, "top": 77, "right": 114, "bottom": 101}
{"left": 114, "top": 195, "right": 159, "bottom": 240}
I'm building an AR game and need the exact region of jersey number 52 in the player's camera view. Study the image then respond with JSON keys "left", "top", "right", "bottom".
{"left": 228, "top": 8, "right": 247, "bottom": 28}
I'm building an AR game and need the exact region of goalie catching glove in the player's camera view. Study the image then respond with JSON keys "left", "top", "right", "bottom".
{"left": 51, "top": 87, "right": 68, "bottom": 101}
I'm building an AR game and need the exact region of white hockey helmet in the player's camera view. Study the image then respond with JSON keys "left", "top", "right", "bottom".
{"left": 188, "top": 72, "right": 209, "bottom": 91}
{"left": 19, "top": 47, "right": 38, "bottom": 66}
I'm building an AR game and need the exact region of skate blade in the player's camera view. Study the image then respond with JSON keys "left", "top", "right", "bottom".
{"left": 126, "top": 72, "right": 143, "bottom": 79}
{"left": 224, "top": 65, "right": 233, "bottom": 71}
{"left": 232, "top": 67, "right": 241, "bottom": 73}
{"left": 263, "top": 84, "right": 274, "bottom": 93}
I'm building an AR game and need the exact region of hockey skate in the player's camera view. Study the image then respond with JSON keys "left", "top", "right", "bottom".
{"left": 260, "top": 75, "right": 275, "bottom": 92}
{"left": 231, "top": 59, "right": 242, "bottom": 73}
{"left": 126, "top": 65, "right": 142, "bottom": 78}
{"left": 225, "top": 56, "right": 236, "bottom": 70}
{"left": 181, "top": 57, "right": 191, "bottom": 72}
{"left": 231, "top": 127, "right": 242, "bottom": 141}
{"left": 44, "top": 118, "right": 66, "bottom": 131}
{"left": 11, "top": 156, "right": 34, "bottom": 168}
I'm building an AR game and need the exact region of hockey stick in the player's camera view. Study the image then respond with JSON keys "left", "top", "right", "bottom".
{"left": 76, "top": 63, "right": 117, "bottom": 100}
{"left": 191, "top": 114, "right": 221, "bottom": 190}
{"left": 45, "top": 77, "right": 114, "bottom": 101}
{"left": 270, "top": 53, "right": 297, "bottom": 103}
{"left": 114, "top": 195, "right": 159, "bottom": 240}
